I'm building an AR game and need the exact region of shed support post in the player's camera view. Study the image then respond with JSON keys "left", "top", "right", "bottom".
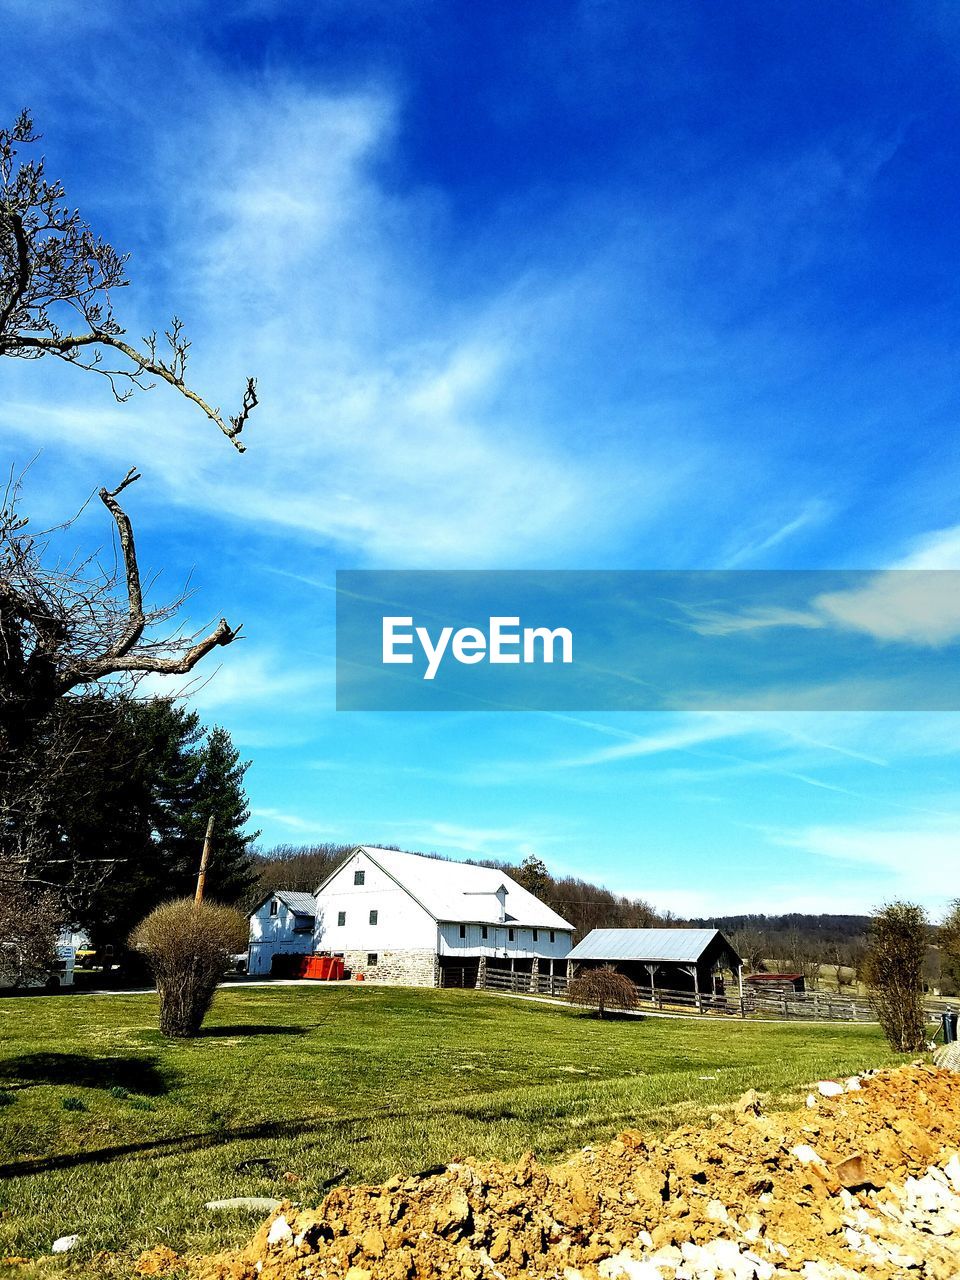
{"left": 475, "top": 955, "right": 487, "bottom": 990}
{"left": 644, "top": 963, "right": 656, "bottom": 1006}
{"left": 693, "top": 967, "right": 701, "bottom": 1013}
{"left": 738, "top": 963, "right": 744, "bottom": 1018}
{"left": 530, "top": 957, "right": 539, "bottom": 993}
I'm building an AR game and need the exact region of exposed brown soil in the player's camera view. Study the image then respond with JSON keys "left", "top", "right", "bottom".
{"left": 132, "top": 1064, "right": 960, "bottom": 1280}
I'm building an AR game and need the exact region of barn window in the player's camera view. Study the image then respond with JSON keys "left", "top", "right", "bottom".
{"left": 532, "top": 929, "right": 539, "bottom": 941}
{"left": 369, "top": 910, "right": 378, "bottom": 925}
{"left": 459, "top": 924, "right": 466, "bottom": 939}
{"left": 508, "top": 928, "right": 515, "bottom": 942}
{"left": 269, "top": 900, "right": 278, "bottom": 916}
{"left": 337, "top": 911, "right": 346, "bottom": 926}
{"left": 549, "top": 930, "right": 555, "bottom": 943}
{"left": 481, "top": 926, "right": 488, "bottom": 939}
{"left": 354, "top": 870, "right": 365, "bottom": 885}
{"left": 367, "top": 953, "right": 378, "bottom": 966}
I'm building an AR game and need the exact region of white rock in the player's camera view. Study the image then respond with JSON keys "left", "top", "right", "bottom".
{"left": 817, "top": 1080, "right": 844, "bottom": 1097}
{"left": 742, "top": 1250, "right": 775, "bottom": 1280}
{"left": 805, "top": 1093, "right": 817, "bottom": 1109}
{"left": 51, "top": 1234, "right": 79, "bottom": 1254}
{"left": 205, "top": 1197, "right": 282, "bottom": 1212}
{"left": 649, "top": 1245, "right": 683, "bottom": 1266}
{"left": 706, "top": 1198, "right": 730, "bottom": 1223}
{"left": 843, "top": 1076, "right": 861, "bottom": 1091}
{"left": 266, "top": 1213, "right": 293, "bottom": 1246}
{"left": 598, "top": 1253, "right": 665, "bottom": 1280}
{"left": 790, "top": 1143, "right": 826, "bottom": 1166}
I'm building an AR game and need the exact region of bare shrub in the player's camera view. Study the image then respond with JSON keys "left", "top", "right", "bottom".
{"left": 864, "top": 902, "right": 929, "bottom": 1053}
{"left": 567, "top": 965, "right": 638, "bottom": 1019}
{"left": 130, "top": 899, "right": 247, "bottom": 1037}
{"left": 0, "top": 863, "right": 64, "bottom": 986}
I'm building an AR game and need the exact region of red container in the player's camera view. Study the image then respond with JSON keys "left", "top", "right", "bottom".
{"left": 296, "top": 954, "right": 346, "bottom": 981}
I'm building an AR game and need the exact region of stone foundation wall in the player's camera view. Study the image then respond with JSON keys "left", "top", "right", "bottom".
{"left": 342, "top": 949, "right": 439, "bottom": 987}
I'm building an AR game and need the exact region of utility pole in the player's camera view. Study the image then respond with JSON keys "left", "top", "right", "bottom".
{"left": 194, "top": 815, "right": 215, "bottom": 905}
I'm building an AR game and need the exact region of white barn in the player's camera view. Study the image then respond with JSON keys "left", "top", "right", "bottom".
{"left": 247, "top": 845, "right": 574, "bottom": 986}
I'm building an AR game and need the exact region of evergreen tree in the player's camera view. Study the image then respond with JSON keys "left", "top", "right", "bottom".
{"left": 28, "top": 697, "right": 256, "bottom": 959}
{"left": 176, "top": 725, "right": 258, "bottom": 906}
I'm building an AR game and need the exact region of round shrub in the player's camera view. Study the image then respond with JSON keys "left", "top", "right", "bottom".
{"left": 129, "top": 899, "right": 247, "bottom": 1038}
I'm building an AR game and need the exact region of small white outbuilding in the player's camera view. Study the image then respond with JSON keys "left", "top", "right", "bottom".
{"left": 247, "top": 890, "right": 318, "bottom": 975}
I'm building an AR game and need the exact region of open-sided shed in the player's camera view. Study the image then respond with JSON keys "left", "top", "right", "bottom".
{"left": 566, "top": 927, "right": 743, "bottom": 1000}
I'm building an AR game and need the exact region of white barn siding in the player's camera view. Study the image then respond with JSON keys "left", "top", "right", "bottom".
{"left": 316, "top": 848, "right": 438, "bottom": 983}
{"left": 248, "top": 896, "right": 315, "bottom": 975}
{"left": 437, "top": 922, "right": 572, "bottom": 962}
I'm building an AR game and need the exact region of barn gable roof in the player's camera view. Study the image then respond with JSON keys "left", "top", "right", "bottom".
{"left": 567, "top": 927, "right": 735, "bottom": 964}
{"left": 317, "top": 846, "right": 574, "bottom": 930}
{"left": 248, "top": 889, "right": 318, "bottom": 918}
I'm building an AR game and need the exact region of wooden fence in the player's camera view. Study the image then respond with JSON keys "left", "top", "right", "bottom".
{"left": 475, "top": 968, "right": 941, "bottom": 1023}
{"left": 475, "top": 969, "right": 953, "bottom": 1025}
{"left": 634, "top": 984, "right": 879, "bottom": 1022}
{"left": 480, "top": 968, "right": 569, "bottom": 997}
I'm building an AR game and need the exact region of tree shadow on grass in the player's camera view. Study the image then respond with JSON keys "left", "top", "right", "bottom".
{"left": 0, "top": 1052, "right": 172, "bottom": 1096}
{"left": 571, "top": 1010, "right": 647, "bottom": 1022}
{"left": 196, "top": 1025, "right": 309, "bottom": 1038}
{"left": 0, "top": 1113, "right": 369, "bottom": 1180}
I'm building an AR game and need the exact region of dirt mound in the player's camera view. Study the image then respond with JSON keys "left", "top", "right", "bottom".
{"left": 140, "top": 1064, "right": 960, "bottom": 1279}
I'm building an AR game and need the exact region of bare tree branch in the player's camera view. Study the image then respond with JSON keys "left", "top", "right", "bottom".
{"left": 0, "top": 111, "right": 258, "bottom": 450}
{"left": 97, "top": 467, "right": 143, "bottom": 659}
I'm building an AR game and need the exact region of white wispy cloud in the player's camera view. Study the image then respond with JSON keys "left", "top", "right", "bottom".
{"left": 682, "top": 525, "right": 960, "bottom": 647}
{"left": 381, "top": 818, "right": 563, "bottom": 863}
{"left": 138, "top": 650, "right": 331, "bottom": 713}
{"left": 723, "top": 499, "right": 831, "bottom": 568}
{"left": 250, "top": 808, "right": 346, "bottom": 839}
{"left": 3, "top": 75, "right": 696, "bottom": 568}
{"left": 770, "top": 817, "right": 960, "bottom": 908}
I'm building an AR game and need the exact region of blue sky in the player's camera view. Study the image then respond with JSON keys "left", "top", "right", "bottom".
{"left": 3, "top": 0, "right": 960, "bottom": 917}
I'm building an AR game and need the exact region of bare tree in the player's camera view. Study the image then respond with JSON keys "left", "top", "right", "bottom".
{"left": 1, "top": 111, "right": 257, "bottom": 450}
{"left": 0, "top": 862, "right": 63, "bottom": 987}
{"left": 731, "top": 927, "right": 767, "bottom": 975}
{"left": 567, "top": 965, "right": 638, "bottom": 1019}
{"left": 1, "top": 109, "right": 262, "bottom": 936}
{"left": 864, "top": 902, "right": 929, "bottom": 1053}
{"left": 826, "top": 941, "right": 856, "bottom": 992}
{"left": 1, "top": 467, "right": 240, "bottom": 748}
{"left": 939, "top": 900, "right": 960, "bottom": 996}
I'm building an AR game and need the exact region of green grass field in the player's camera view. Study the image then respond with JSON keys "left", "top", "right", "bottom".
{"left": 0, "top": 985, "right": 901, "bottom": 1270}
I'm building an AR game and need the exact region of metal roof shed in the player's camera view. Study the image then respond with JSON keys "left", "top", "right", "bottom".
{"left": 567, "top": 927, "right": 743, "bottom": 1000}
